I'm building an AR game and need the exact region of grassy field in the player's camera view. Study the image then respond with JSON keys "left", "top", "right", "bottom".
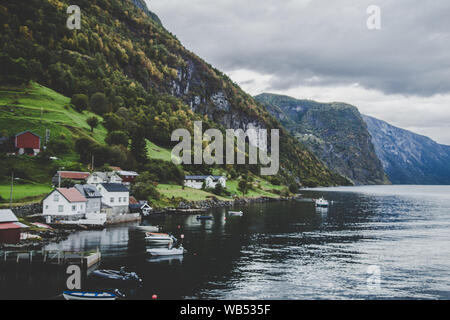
{"left": 0, "top": 183, "right": 52, "bottom": 203}
{"left": 0, "top": 82, "right": 107, "bottom": 147}
{"left": 146, "top": 140, "right": 173, "bottom": 162}
{"left": 156, "top": 184, "right": 230, "bottom": 202}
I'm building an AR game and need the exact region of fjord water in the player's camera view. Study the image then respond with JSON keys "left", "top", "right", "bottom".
{"left": 2, "top": 185, "right": 450, "bottom": 299}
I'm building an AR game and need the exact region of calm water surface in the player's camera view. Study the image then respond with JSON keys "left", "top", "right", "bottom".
{"left": 1, "top": 185, "right": 450, "bottom": 299}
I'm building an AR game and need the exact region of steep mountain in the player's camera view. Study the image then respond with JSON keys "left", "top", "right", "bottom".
{"left": 255, "top": 93, "right": 389, "bottom": 185}
{"left": 0, "top": 0, "right": 349, "bottom": 187}
{"left": 363, "top": 115, "right": 450, "bottom": 185}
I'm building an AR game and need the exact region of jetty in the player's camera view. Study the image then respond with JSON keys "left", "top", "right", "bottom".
{"left": 0, "top": 248, "right": 101, "bottom": 271}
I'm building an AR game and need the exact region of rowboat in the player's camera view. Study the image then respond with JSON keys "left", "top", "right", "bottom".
{"left": 315, "top": 197, "right": 329, "bottom": 208}
{"left": 90, "top": 268, "right": 142, "bottom": 286}
{"left": 136, "top": 225, "right": 160, "bottom": 232}
{"left": 228, "top": 211, "right": 243, "bottom": 217}
{"left": 62, "top": 291, "right": 118, "bottom": 301}
{"left": 145, "top": 232, "right": 176, "bottom": 244}
{"left": 147, "top": 246, "right": 186, "bottom": 256}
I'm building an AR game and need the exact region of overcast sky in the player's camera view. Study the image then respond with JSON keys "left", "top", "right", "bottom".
{"left": 147, "top": 0, "right": 450, "bottom": 144}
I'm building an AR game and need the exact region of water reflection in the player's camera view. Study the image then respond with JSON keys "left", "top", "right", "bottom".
{"left": 1, "top": 186, "right": 450, "bottom": 299}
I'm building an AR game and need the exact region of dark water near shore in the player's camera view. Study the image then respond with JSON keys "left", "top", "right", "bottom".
{"left": 1, "top": 185, "right": 450, "bottom": 300}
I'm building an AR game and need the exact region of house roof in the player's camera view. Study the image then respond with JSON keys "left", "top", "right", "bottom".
{"left": 15, "top": 130, "right": 41, "bottom": 139}
{"left": 0, "top": 209, "right": 19, "bottom": 223}
{"left": 185, "top": 175, "right": 225, "bottom": 181}
{"left": 57, "top": 188, "right": 87, "bottom": 203}
{"left": 100, "top": 183, "right": 130, "bottom": 193}
{"left": 0, "top": 222, "right": 22, "bottom": 230}
{"left": 74, "top": 184, "right": 102, "bottom": 198}
{"left": 58, "top": 171, "right": 90, "bottom": 180}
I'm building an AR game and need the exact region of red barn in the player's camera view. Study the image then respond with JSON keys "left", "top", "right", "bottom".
{"left": 15, "top": 131, "right": 41, "bottom": 156}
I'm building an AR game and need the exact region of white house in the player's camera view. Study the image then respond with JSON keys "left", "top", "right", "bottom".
{"left": 86, "top": 172, "right": 123, "bottom": 186}
{"left": 43, "top": 188, "right": 87, "bottom": 223}
{"left": 184, "top": 175, "right": 227, "bottom": 190}
{"left": 96, "top": 183, "right": 130, "bottom": 214}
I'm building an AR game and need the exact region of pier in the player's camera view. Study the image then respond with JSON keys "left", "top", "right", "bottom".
{"left": 0, "top": 248, "right": 101, "bottom": 271}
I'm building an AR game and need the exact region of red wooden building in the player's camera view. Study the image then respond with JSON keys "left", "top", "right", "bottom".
{"left": 15, "top": 131, "right": 41, "bottom": 156}
{"left": 0, "top": 209, "right": 28, "bottom": 244}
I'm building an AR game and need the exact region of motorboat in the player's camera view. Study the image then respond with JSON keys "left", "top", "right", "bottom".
{"left": 315, "top": 197, "right": 329, "bottom": 208}
{"left": 62, "top": 291, "right": 119, "bottom": 301}
{"left": 228, "top": 211, "right": 243, "bottom": 217}
{"left": 147, "top": 246, "right": 186, "bottom": 256}
{"left": 90, "top": 267, "right": 142, "bottom": 286}
{"left": 196, "top": 215, "right": 213, "bottom": 220}
{"left": 145, "top": 232, "right": 176, "bottom": 244}
{"left": 136, "top": 225, "right": 160, "bottom": 232}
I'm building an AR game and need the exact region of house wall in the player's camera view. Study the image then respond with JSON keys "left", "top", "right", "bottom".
{"left": 15, "top": 132, "right": 40, "bottom": 150}
{"left": 97, "top": 188, "right": 129, "bottom": 214}
{"left": 43, "top": 190, "right": 86, "bottom": 220}
{"left": 184, "top": 177, "right": 226, "bottom": 189}
{"left": 0, "top": 228, "right": 21, "bottom": 244}
{"left": 184, "top": 180, "right": 204, "bottom": 189}
{"left": 86, "top": 198, "right": 102, "bottom": 214}
{"left": 87, "top": 173, "right": 122, "bottom": 185}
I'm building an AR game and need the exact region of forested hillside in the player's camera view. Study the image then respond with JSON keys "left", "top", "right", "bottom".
{"left": 0, "top": 0, "right": 349, "bottom": 187}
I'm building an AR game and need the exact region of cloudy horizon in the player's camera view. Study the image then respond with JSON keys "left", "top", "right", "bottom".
{"left": 147, "top": 0, "right": 450, "bottom": 144}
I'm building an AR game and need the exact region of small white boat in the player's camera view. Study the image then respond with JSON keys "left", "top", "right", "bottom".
{"left": 145, "top": 232, "right": 175, "bottom": 244}
{"left": 63, "top": 291, "right": 117, "bottom": 301}
{"left": 228, "top": 211, "right": 243, "bottom": 217}
{"left": 147, "top": 246, "right": 186, "bottom": 256}
{"left": 136, "top": 225, "right": 160, "bottom": 232}
{"left": 315, "top": 197, "right": 329, "bottom": 208}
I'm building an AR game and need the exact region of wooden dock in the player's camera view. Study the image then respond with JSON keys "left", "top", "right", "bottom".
{"left": 0, "top": 248, "right": 101, "bottom": 270}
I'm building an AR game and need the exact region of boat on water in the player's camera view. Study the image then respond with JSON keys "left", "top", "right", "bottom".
{"left": 136, "top": 225, "right": 160, "bottom": 232}
{"left": 315, "top": 197, "right": 329, "bottom": 208}
{"left": 62, "top": 291, "right": 120, "bottom": 301}
{"left": 147, "top": 246, "right": 186, "bottom": 256}
{"left": 196, "top": 215, "right": 213, "bottom": 220}
{"left": 145, "top": 232, "right": 176, "bottom": 244}
{"left": 228, "top": 211, "right": 243, "bottom": 217}
{"left": 90, "top": 267, "right": 142, "bottom": 286}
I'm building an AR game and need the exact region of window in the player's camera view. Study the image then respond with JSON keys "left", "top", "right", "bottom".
{"left": 72, "top": 205, "right": 76, "bottom": 211}
{"left": 58, "top": 205, "right": 64, "bottom": 213}
{"left": 54, "top": 194, "right": 59, "bottom": 202}
{"left": 119, "top": 197, "right": 122, "bottom": 203}
{"left": 80, "top": 205, "right": 83, "bottom": 210}
{"left": 110, "top": 197, "right": 114, "bottom": 203}
{"left": 45, "top": 205, "right": 49, "bottom": 209}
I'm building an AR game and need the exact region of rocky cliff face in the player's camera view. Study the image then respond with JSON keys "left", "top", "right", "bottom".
{"left": 363, "top": 115, "right": 450, "bottom": 184}
{"left": 255, "top": 93, "right": 389, "bottom": 185}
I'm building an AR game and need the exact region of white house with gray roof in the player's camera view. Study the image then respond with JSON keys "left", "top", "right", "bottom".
{"left": 184, "top": 175, "right": 227, "bottom": 190}
{"left": 96, "top": 183, "right": 130, "bottom": 214}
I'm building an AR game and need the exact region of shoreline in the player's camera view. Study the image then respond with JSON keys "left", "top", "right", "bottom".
{"left": 1, "top": 195, "right": 298, "bottom": 250}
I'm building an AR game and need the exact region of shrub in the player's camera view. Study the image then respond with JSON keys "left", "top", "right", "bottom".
{"left": 90, "top": 92, "right": 109, "bottom": 115}
{"left": 71, "top": 94, "right": 89, "bottom": 112}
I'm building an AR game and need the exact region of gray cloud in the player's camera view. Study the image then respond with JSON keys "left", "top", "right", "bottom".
{"left": 148, "top": 0, "right": 450, "bottom": 96}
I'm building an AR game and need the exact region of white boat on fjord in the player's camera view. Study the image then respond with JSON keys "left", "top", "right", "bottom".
{"left": 315, "top": 197, "right": 329, "bottom": 207}
{"left": 147, "top": 246, "right": 186, "bottom": 256}
{"left": 145, "top": 232, "right": 175, "bottom": 244}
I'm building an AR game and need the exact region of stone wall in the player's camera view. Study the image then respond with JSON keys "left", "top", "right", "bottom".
{"left": 10, "top": 203, "right": 42, "bottom": 218}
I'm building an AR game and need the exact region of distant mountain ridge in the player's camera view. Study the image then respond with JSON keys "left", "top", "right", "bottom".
{"left": 255, "top": 93, "right": 389, "bottom": 185}
{"left": 363, "top": 115, "right": 450, "bottom": 185}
